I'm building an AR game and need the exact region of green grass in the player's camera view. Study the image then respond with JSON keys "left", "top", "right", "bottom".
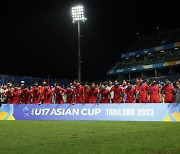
{"left": 0, "top": 121, "right": 180, "bottom": 154}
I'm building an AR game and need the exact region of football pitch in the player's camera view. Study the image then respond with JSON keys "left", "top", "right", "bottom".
{"left": 0, "top": 121, "right": 180, "bottom": 154}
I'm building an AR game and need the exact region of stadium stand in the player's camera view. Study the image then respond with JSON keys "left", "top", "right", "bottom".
{"left": 107, "top": 28, "right": 180, "bottom": 82}
{"left": 0, "top": 74, "right": 68, "bottom": 88}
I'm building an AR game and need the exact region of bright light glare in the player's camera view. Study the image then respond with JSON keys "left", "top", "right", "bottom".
{"left": 72, "top": 5, "right": 87, "bottom": 23}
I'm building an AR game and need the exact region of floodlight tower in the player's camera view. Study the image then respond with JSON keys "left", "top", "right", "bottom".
{"left": 71, "top": 5, "right": 87, "bottom": 82}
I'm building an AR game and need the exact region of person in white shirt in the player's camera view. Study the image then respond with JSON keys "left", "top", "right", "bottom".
{"left": 106, "top": 80, "right": 114, "bottom": 103}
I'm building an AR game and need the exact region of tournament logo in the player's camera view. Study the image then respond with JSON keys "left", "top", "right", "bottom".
{"left": 23, "top": 106, "right": 30, "bottom": 117}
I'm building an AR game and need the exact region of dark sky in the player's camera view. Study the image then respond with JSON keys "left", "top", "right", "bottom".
{"left": 4, "top": 0, "right": 180, "bottom": 81}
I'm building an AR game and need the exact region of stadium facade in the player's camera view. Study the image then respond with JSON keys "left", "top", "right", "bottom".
{"left": 107, "top": 28, "right": 180, "bottom": 82}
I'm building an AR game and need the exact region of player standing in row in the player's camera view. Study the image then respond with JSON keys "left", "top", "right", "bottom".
{"left": 31, "top": 84, "right": 41, "bottom": 104}
{"left": 4, "top": 86, "right": 13, "bottom": 104}
{"left": 88, "top": 82, "right": 99, "bottom": 103}
{"left": 41, "top": 84, "right": 52, "bottom": 104}
{"left": 98, "top": 83, "right": 110, "bottom": 103}
{"left": 106, "top": 80, "right": 114, "bottom": 103}
{"left": 161, "top": 78, "right": 175, "bottom": 103}
{"left": 121, "top": 80, "right": 128, "bottom": 103}
{"left": 73, "top": 81, "right": 84, "bottom": 103}
{"left": 148, "top": 79, "right": 160, "bottom": 103}
{"left": 38, "top": 80, "right": 51, "bottom": 103}
{"left": 20, "top": 85, "right": 31, "bottom": 103}
{"left": 53, "top": 84, "right": 65, "bottom": 104}
{"left": 83, "top": 82, "right": 90, "bottom": 103}
{"left": 64, "top": 85, "right": 74, "bottom": 103}
{"left": 110, "top": 80, "right": 122, "bottom": 103}
{"left": 12, "top": 83, "right": 21, "bottom": 104}
{"left": 125, "top": 81, "right": 136, "bottom": 103}
{"left": 136, "top": 77, "right": 149, "bottom": 103}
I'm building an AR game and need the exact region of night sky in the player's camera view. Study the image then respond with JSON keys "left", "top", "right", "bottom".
{"left": 4, "top": 0, "right": 180, "bottom": 82}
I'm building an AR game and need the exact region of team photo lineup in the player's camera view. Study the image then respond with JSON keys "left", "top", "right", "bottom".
{"left": 1, "top": 77, "right": 180, "bottom": 104}
{"left": 2, "top": 1, "right": 180, "bottom": 154}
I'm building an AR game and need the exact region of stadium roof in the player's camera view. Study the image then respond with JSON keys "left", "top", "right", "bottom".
{"left": 125, "top": 27, "right": 180, "bottom": 54}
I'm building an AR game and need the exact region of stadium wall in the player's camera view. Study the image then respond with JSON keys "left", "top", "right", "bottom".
{"left": 0, "top": 104, "right": 180, "bottom": 121}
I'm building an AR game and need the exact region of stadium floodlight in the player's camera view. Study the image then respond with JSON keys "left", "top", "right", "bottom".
{"left": 71, "top": 5, "right": 87, "bottom": 82}
{"left": 72, "top": 5, "right": 87, "bottom": 23}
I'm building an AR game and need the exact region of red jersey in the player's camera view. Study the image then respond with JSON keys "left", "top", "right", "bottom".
{"left": 135, "top": 84, "right": 140, "bottom": 91}
{"left": 111, "top": 86, "right": 122, "bottom": 103}
{"left": 162, "top": 84, "right": 174, "bottom": 103}
{"left": 135, "top": 84, "right": 140, "bottom": 100}
{"left": 31, "top": 89, "right": 41, "bottom": 104}
{"left": 20, "top": 90, "right": 31, "bottom": 104}
{"left": 73, "top": 86, "right": 84, "bottom": 103}
{"left": 64, "top": 90, "right": 74, "bottom": 103}
{"left": 83, "top": 87, "right": 89, "bottom": 103}
{"left": 42, "top": 89, "right": 52, "bottom": 104}
{"left": 5, "top": 90, "right": 13, "bottom": 104}
{"left": 88, "top": 88, "right": 99, "bottom": 103}
{"left": 149, "top": 84, "right": 160, "bottom": 103}
{"left": 137, "top": 83, "right": 148, "bottom": 103}
{"left": 125, "top": 87, "right": 135, "bottom": 103}
{"left": 38, "top": 85, "right": 51, "bottom": 92}
{"left": 12, "top": 89, "right": 21, "bottom": 104}
{"left": 99, "top": 89, "right": 110, "bottom": 103}
{"left": 38, "top": 85, "right": 50, "bottom": 99}
{"left": 53, "top": 88, "right": 65, "bottom": 104}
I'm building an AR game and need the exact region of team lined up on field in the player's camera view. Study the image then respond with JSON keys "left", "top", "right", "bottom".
{"left": 1, "top": 77, "right": 180, "bottom": 104}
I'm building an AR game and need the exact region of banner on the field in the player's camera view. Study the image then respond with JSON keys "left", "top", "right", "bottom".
{"left": 0, "top": 104, "right": 180, "bottom": 121}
